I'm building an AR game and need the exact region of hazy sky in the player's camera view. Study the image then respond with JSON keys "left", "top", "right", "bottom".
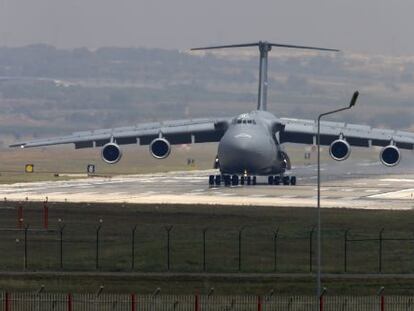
{"left": 1, "top": 0, "right": 413, "bottom": 55}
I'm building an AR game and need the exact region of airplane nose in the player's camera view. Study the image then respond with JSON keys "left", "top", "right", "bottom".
{"left": 218, "top": 131, "right": 271, "bottom": 174}
{"left": 231, "top": 136, "right": 254, "bottom": 154}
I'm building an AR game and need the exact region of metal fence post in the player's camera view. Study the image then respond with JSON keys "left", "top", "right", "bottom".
{"left": 43, "top": 201, "right": 49, "bottom": 230}
{"left": 344, "top": 229, "right": 350, "bottom": 273}
{"left": 238, "top": 226, "right": 247, "bottom": 272}
{"left": 131, "top": 225, "right": 137, "bottom": 271}
{"left": 24, "top": 224, "right": 29, "bottom": 270}
{"left": 58, "top": 219, "right": 65, "bottom": 270}
{"left": 17, "top": 204, "right": 23, "bottom": 229}
{"left": 202, "top": 228, "right": 208, "bottom": 272}
{"left": 379, "top": 228, "right": 384, "bottom": 273}
{"left": 309, "top": 226, "right": 316, "bottom": 273}
{"left": 165, "top": 226, "right": 173, "bottom": 271}
{"left": 96, "top": 220, "right": 103, "bottom": 270}
{"left": 273, "top": 227, "right": 279, "bottom": 272}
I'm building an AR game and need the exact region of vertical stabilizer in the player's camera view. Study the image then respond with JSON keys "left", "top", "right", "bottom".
{"left": 257, "top": 42, "right": 271, "bottom": 111}
{"left": 191, "top": 41, "right": 338, "bottom": 112}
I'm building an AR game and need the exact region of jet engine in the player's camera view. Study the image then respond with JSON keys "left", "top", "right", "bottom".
{"left": 150, "top": 138, "right": 171, "bottom": 159}
{"left": 279, "top": 151, "right": 291, "bottom": 170}
{"left": 329, "top": 139, "right": 351, "bottom": 161}
{"left": 101, "top": 142, "right": 122, "bottom": 164}
{"left": 380, "top": 145, "right": 400, "bottom": 167}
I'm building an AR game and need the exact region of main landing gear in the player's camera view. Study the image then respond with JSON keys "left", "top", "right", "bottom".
{"left": 209, "top": 174, "right": 257, "bottom": 187}
{"left": 267, "top": 175, "right": 296, "bottom": 186}
{"left": 209, "top": 174, "right": 296, "bottom": 186}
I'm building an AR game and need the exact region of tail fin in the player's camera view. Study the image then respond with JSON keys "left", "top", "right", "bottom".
{"left": 192, "top": 41, "right": 339, "bottom": 111}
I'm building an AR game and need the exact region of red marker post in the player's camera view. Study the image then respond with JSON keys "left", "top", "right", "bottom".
{"left": 257, "top": 296, "right": 262, "bottom": 311}
{"left": 131, "top": 293, "right": 136, "bottom": 311}
{"left": 5, "top": 292, "right": 10, "bottom": 311}
{"left": 194, "top": 293, "right": 200, "bottom": 311}
{"left": 67, "top": 293, "right": 72, "bottom": 311}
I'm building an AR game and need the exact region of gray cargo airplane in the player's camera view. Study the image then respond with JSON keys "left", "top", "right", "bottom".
{"left": 10, "top": 42, "right": 414, "bottom": 186}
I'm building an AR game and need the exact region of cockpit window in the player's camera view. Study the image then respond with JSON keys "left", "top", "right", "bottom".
{"left": 233, "top": 116, "right": 256, "bottom": 125}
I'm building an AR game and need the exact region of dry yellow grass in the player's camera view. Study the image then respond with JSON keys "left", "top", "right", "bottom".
{"left": 0, "top": 143, "right": 378, "bottom": 183}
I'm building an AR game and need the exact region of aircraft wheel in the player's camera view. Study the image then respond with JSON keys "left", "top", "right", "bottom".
{"left": 209, "top": 175, "right": 215, "bottom": 186}
{"left": 231, "top": 175, "right": 239, "bottom": 186}
{"left": 224, "top": 175, "right": 231, "bottom": 187}
{"left": 290, "top": 176, "right": 297, "bottom": 186}
{"left": 214, "top": 175, "right": 221, "bottom": 186}
{"left": 274, "top": 176, "right": 281, "bottom": 185}
{"left": 252, "top": 176, "right": 257, "bottom": 185}
{"left": 246, "top": 176, "right": 251, "bottom": 185}
{"left": 282, "top": 176, "right": 290, "bottom": 185}
{"left": 240, "top": 176, "right": 245, "bottom": 185}
{"left": 268, "top": 176, "right": 274, "bottom": 185}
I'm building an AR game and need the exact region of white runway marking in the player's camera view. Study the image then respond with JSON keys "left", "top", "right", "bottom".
{"left": 380, "top": 179, "right": 414, "bottom": 183}
{"left": 191, "top": 189, "right": 205, "bottom": 193}
{"left": 138, "top": 191, "right": 157, "bottom": 196}
{"left": 368, "top": 188, "right": 414, "bottom": 199}
{"left": 1, "top": 169, "right": 413, "bottom": 209}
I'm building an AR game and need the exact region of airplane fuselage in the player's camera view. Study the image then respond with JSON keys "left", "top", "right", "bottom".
{"left": 217, "top": 110, "right": 286, "bottom": 175}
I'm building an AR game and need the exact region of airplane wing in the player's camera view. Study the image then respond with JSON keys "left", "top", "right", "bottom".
{"left": 279, "top": 118, "right": 414, "bottom": 150}
{"left": 10, "top": 118, "right": 231, "bottom": 149}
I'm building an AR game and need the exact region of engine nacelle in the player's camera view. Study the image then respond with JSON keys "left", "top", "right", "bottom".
{"left": 380, "top": 145, "right": 400, "bottom": 167}
{"left": 329, "top": 139, "right": 351, "bottom": 161}
{"left": 150, "top": 138, "right": 171, "bottom": 159}
{"left": 279, "top": 151, "right": 291, "bottom": 170}
{"left": 101, "top": 143, "right": 122, "bottom": 164}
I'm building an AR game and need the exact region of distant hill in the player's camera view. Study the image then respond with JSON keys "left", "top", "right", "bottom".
{"left": 0, "top": 44, "right": 413, "bottom": 146}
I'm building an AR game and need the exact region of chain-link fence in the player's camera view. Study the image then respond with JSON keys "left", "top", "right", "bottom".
{"left": 1, "top": 225, "right": 414, "bottom": 273}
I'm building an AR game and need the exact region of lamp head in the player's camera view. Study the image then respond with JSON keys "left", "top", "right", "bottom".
{"left": 349, "top": 91, "right": 359, "bottom": 108}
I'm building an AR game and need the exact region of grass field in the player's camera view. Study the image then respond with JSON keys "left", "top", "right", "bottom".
{"left": 0, "top": 143, "right": 379, "bottom": 184}
{"left": 0, "top": 143, "right": 401, "bottom": 295}
{"left": 0, "top": 202, "right": 414, "bottom": 295}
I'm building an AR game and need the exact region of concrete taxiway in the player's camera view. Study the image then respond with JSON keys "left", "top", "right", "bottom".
{"left": 1, "top": 160, "right": 414, "bottom": 209}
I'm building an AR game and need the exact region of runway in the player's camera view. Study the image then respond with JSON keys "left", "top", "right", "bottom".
{"left": 1, "top": 159, "right": 414, "bottom": 209}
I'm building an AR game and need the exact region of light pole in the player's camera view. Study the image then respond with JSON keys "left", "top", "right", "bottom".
{"left": 316, "top": 91, "right": 359, "bottom": 297}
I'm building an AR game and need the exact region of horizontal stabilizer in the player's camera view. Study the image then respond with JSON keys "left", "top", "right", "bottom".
{"left": 191, "top": 41, "right": 339, "bottom": 52}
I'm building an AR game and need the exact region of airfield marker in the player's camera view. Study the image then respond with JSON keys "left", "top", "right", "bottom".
{"left": 5, "top": 292, "right": 9, "bottom": 311}
{"left": 131, "top": 293, "right": 136, "bottom": 311}
{"left": 257, "top": 295, "right": 262, "bottom": 311}
{"left": 67, "top": 293, "right": 72, "bottom": 311}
